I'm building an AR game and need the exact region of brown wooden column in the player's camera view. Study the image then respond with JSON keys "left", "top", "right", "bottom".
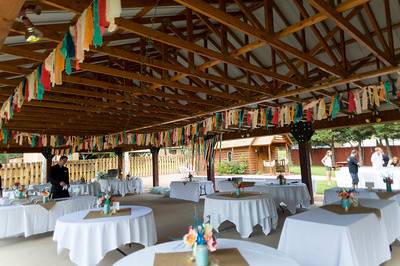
{"left": 115, "top": 148, "right": 123, "bottom": 178}
{"left": 206, "top": 154, "right": 215, "bottom": 185}
{"left": 150, "top": 147, "right": 160, "bottom": 187}
{"left": 42, "top": 147, "right": 54, "bottom": 183}
{"left": 299, "top": 140, "right": 314, "bottom": 204}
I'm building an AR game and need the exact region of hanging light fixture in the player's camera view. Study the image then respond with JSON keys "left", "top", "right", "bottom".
{"left": 20, "top": 4, "right": 43, "bottom": 43}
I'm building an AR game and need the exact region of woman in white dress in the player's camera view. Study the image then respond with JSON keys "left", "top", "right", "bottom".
{"left": 321, "top": 150, "right": 333, "bottom": 185}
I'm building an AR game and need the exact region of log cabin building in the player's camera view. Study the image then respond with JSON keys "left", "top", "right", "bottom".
{"left": 215, "top": 134, "right": 292, "bottom": 175}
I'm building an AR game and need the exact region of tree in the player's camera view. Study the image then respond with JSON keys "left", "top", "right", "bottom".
{"left": 373, "top": 122, "right": 400, "bottom": 157}
{"left": 311, "top": 128, "right": 350, "bottom": 164}
{"left": 345, "top": 125, "right": 374, "bottom": 164}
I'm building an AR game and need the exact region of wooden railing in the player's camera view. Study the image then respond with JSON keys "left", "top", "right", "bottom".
{"left": 1, "top": 154, "right": 190, "bottom": 189}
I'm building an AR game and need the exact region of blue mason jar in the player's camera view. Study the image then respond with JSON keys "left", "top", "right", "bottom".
{"left": 341, "top": 198, "right": 350, "bottom": 210}
{"left": 195, "top": 244, "right": 209, "bottom": 266}
{"left": 386, "top": 182, "right": 392, "bottom": 192}
{"left": 103, "top": 201, "right": 110, "bottom": 214}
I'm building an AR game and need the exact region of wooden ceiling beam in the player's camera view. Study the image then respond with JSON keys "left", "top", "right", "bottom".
{"left": 308, "top": 0, "right": 393, "bottom": 66}
{"left": 173, "top": 0, "right": 344, "bottom": 77}
{"left": 115, "top": 18, "right": 304, "bottom": 87}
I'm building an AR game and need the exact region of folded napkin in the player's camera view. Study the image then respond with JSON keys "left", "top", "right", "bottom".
{"left": 153, "top": 248, "right": 249, "bottom": 266}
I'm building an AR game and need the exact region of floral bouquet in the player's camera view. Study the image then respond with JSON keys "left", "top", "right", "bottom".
{"left": 232, "top": 180, "right": 245, "bottom": 197}
{"left": 277, "top": 174, "right": 286, "bottom": 185}
{"left": 97, "top": 192, "right": 113, "bottom": 214}
{"left": 183, "top": 222, "right": 217, "bottom": 266}
{"left": 14, "top": 182, "right": 26, "bottom": 199}
{"left": 383, "top": 176, "right": 393, "bottom": 192}
{"left": 41, "top": 190, "right": 50, "bottom": 203}
{"left": 337, "top": 188, "right": 358, "bottom": 210}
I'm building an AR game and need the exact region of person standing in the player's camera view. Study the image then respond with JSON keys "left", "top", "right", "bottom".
{"left": 49, "top": 155, "right": 70, "bottom": 199}
{"left": 381, "top": 149, "right": 389, "bottom": 167}
{"left": 321, "top": 150, "right": 333, "bottom": 185}
{"left": 347, "top": 150, "right": 360, "bottom": 189}
{"left": 371, "top": 147, "right": 384, "bottom": 168}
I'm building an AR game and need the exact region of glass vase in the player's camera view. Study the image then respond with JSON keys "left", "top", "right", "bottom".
{"left": 42, "top": 196, "right": 48, "bottom": 203}
{"left": 341, "top": 198, "right": 350, "bottom": 211}
{"left": 195, "top": 244, "right": 209, "bottom": 266}
{"left": 386, "top": 183, "right": 392, "bottom": 192}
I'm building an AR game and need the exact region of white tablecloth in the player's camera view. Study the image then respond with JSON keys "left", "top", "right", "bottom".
{"left": 337, "top": 167, "right": 400, "bottom": 189}
{"left": 69, "top": 182, "right": 101, "bottom": 197}
{"left": 250, "top": 183, "right": 310, "bottom": 214}
{"left": 278, "top": 200, "right": 394, "bottom": 266}
{"left": 53, "top": 205, "right": 157, "bottom": 266}
{"left": 170, "top": 181, "right": 214, "bottom": 202}
{"left": 204, "top": 193, "right": 278, "bottom": 238}
{"left": 324, "top": 187, "right": 400, "bottom": 205}
{"left": 0, "top": 196, "right": 96, "bottom": 239}
{"left": 98, "top": 179, "right": 143, "bottom": 196}
{"left": 113, "top": 238, "right": 300, "bottom": 266}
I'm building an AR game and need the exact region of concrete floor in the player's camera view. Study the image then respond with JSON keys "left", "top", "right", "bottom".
{"left": 1, "top": 193, "right": 399, "bottom": 266}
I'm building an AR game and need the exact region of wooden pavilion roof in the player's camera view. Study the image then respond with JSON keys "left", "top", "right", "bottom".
{"left": 0, "top": 0, "right": 400, "bottom": 144}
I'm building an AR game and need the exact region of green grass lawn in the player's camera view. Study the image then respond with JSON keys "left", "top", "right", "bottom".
{"left": 290, "top": 165, "right": 336, "bottom": 177}
{"left": 290, "top": 165, "right": 337, "bottom": 195}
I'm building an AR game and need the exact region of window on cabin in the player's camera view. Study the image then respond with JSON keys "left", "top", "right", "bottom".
{"left": 227, "top": 151, "right": 233, "bottom": 162}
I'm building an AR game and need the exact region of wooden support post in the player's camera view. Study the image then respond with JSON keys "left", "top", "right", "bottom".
{"left": 268, "top": 145, "right": 272, "bottom": 174}
{"left": 151, "top": 147, "right": 160, "bottom": 187}
{"left": 206, "top": 154, "right": 215, "bottom": 186}
{"left": 41, "top": 147, "right": 54, "bottom": 184}
{"left": 115, "top": 148, "right": 123, "bottom": 179}
{"left": 299, "top": 140, "right": 314, "bottom": 204}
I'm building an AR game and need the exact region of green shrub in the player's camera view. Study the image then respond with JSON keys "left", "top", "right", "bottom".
{"left": 217, "top": 159, "right": 248, "bottom": 175}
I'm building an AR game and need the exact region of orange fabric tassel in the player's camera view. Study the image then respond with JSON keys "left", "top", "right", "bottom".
{"left": 83, "top": 7, "right": 94, "bottom": 50}
{"left": 54, "top": 44, "right": 65, "bottom": 85}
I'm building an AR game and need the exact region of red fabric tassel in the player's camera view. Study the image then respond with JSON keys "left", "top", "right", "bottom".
{"left": 24, "top": 80, "right": 29, "bottom": 102}
{"left": 247, "top": 113, "right": 251, "bottom": 126}
{"left": 306, "top": 109, "right": 312, "bottom": 121}
{"left": 272, "top": 109, "right": 279, "bottom": 125}
{"left": 41, "top": 64, "right": 51, "bottom": 91}
{"left": 99, "top": 0, "right": 108, "bottom": 33}
{"left": 348, "top": 91, "right": 356, "bottom": 113}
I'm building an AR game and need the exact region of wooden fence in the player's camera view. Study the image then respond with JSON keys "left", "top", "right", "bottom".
{"left": 129, "top": 153, "right": 190, "bottom": 177}
{"left": 1, "top": 154, "right": 190, "bottom": 189}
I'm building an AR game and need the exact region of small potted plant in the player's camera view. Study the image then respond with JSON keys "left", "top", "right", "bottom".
{"left": 183, "top": 223, "right": 217, "bottom": 266}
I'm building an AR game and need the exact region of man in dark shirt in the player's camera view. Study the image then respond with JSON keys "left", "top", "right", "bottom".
{"left": 49, "top": 155, "right": 70, "bottom": 199}
{"left": 347, "top": 150, "right": 360, "bottom": 189}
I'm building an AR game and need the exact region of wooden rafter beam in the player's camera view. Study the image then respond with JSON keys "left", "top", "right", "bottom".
{"left": 173, "top": 0, "right": 343, "bottom": 77}
{"left": 308, "top": 0, "right": 393, "bottom": 66}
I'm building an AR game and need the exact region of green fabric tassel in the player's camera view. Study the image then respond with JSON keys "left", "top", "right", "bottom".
{"left": 2, "top": 129, "right": 7, "bottom": 144}
{"left": 331, "top": 95, "right": 340, "bottom": 119}
{"left": 384, "top": 81, "right": 391, "bottom": 103}
{"left": 37, "top": 65, "right": 44, "bottom": 100}
{"left": 238, "top": 110, "right": 244, "bottom": 128}
{"left": 93, "top": 0, "right": 103, "bottom": 47}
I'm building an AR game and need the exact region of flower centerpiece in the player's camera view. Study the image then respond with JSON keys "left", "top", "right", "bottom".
{"left": 14, "top": 182, "right": 26, "bottom": 199}
{"left": 97, "top": 192, "right": 113, "bottom": 214}
{"left": 80, "top": 177, "right": 86, "bottom": 184}
{"left": 277, "top": 174, "right": 286, "bottom": 185}
{"left": 41, "top": 190, "right": 50, "bottom": 203}
{"left": 95, "top": 171, "right": 108, "bottom": 180}
{"left": 232, "top": 180, "right": 245, "bottom": 197}
{"left": 183, "top": 223, "right": 217, "bottom": 266}
{"left": 383, "top": 176, "right": 393, "bottom": 192}
{"left": 337, "top": 188, "right": 358, "bottom": 211}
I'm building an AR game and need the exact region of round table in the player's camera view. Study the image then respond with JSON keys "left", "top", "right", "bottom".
{"left": 113, "top": 238, "right": 300, "bottom": 266}
{"left": 53, "top": 205, "right": 157, "bottom": 266}
{"left": 250, "top": 183, "right": 311, "bottom": 214}
{"left": 204, "top": 192, "right": 278, "bottom": 238}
